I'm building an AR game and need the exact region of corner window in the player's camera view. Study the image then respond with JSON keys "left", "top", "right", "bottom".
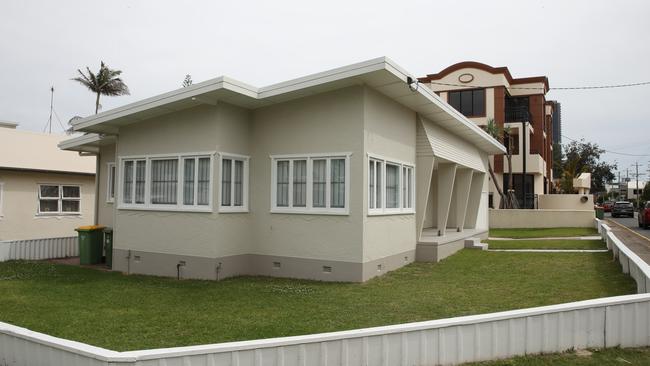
{"left": 448, "top": 89, "right": 485, "bottom": 117}
{"left": 106, "top": 163, "right": 116, "bottom": 203}
{"left": 219, "top": 154, "right": 249, "bottom": 212}
{"left": 119, "top": 153, "right": 214, "bottom": 212}
{"left": 0, "top": 182, "right": 4, "bottom": 217}
{"left": 271, "top": 153, "right": 350, "bottom": 214}
{"left": 38, "top": 184, "right": 81, "bottom": 215}
{"left": 368, "top": 155, "right": 414, "bottom": 215}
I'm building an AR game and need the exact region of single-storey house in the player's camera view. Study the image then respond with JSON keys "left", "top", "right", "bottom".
{"left": 60, "top": 57, "right": 504, "bottom": 282}
{"left": 0, "top": 122, "right": 96, "bottom": 241}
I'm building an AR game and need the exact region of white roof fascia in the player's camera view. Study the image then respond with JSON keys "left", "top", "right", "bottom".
{"left": 72, "top": 77, "right": 259, "bottom": 131}
{"left": 70, "top": 57, "right": 504, "bottom": 154}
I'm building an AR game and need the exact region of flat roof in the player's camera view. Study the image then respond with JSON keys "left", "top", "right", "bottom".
{"left": 0, "top": 128, "right": 96, "bottom": 174}
{"left": 66, "top": 57, "right": 505, "bottom": 155}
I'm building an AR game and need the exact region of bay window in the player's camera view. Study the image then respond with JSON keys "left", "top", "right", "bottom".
{"left": 368, "top": 155, "right": 414, "bottom": 215}
{"left": 271, "top": 153, "right": 350, "bottom": 214}
{"left": 38, "top": 184, "right": 81, "bottom": 215}
{"left": 119, "top": 153, "right": 214, "bottom": 212}
{"left": 219, "top": 154, "right": 249, "bottom": 212}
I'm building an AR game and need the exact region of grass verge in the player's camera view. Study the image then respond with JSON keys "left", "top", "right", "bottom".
{"left": 0, "top": 250, "right": 635, "bottom": 351}
{"left": 487, "top": 239, "right": 606, "bottom": 250}
{"left": 464, "top": 347, "right": 650, "bottom": 365}
{"left": 489, "top": 227, "right": 599, "bottom": 239}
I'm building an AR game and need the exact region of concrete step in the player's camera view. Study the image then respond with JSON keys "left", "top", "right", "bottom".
{"left": 464, "top": 238, "right": 488, "bottom": 250}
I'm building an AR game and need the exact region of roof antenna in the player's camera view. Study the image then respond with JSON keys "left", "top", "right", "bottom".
{"left": 45, "top": 86, "right": 54, "bottom": 134}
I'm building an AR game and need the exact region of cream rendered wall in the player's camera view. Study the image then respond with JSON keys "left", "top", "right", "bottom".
{"left": 250, "top": 86, "right": 364, "bottom": 262}
{"left": 362, "top": 87, "right": 417, "bottom": 262}
{"left": 0, "top": 169, "right": 94, "bottom": 240}
{"left": 114, "top": 103, "right": 253, "bottom": 259}
{"left": 96, "top": 144, "right": 115, "bottom": 228}
{"left": 426, "top": 69, "right": 509, "bottom": 93}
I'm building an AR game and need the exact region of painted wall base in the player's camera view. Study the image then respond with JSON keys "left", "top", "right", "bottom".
{"left": 416, "top": 230, "right": 488, "bottom": 262}
{"left": 112, "top": 248, "right": 416, "bottom": 283}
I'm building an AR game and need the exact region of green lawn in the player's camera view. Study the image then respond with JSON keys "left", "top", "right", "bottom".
{"left": 465, "top": 347, "right": 650, "bottom": 365}
{"left": 487, "top": 239, "right": 606, "bottom": 250}
{"left": 490, "top": 227, "right": 599, "bottom": 239}
{"left": 0, "top": 251, "right": 635, "bottom": 351}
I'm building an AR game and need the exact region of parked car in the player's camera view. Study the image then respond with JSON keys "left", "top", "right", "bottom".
{"left": 602, "top": 201, "right": 614, "bottom": 213}
{"left": 639, "top": 202, "right": 650, "bottom": 229}
{"left": 612, "top": 201, "right": 635, "bottom": 218}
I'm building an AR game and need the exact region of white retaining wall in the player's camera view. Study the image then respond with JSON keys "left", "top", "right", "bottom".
{"left": 0, "top": 236, "right": 78, "bottom": 262}
{"left": 1, "top": 222, "right": 650, "bottom": 366}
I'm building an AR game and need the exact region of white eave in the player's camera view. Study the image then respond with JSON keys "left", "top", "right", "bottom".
{"left": 68, "top": 57, "right": 505, "bottom": 155}
{"left": 58, "top": 133, "right": 116, "bottom": 153}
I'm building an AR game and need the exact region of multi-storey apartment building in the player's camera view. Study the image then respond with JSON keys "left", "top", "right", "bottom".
{"left": 419, "top": 62, "right": 555, "bottom": 208}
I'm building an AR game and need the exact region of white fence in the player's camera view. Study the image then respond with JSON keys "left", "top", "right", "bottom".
{"left": 1, "top": 222, "right": 650, "bottom": 366}
{"left": 0, "top": 236, "right": 78, "bottom": 262}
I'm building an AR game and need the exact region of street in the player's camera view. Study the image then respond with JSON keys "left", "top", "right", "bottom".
{"left": 606, "top": 212, "right": 650, "bottom": 240}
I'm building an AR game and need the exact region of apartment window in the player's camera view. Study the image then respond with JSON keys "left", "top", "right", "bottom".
{"left": 119, "top": 153, "right": 214, "bottom": 212}
{"left": 38, "top": 184, "right": 81, "bottom": 215}
{"left": 106, "top": 163, "right": 116, "bottom": 203}
{"left": 220, "top": 154, "right": 249, "bottom": 212}
{"left": 271, "top": 153, "right": 350, "bottom": 214}
{"left": 448, "top": 89, "right": 485, "bottom": 117}
{"left": 368, "top": 155, "right": 414, "bottom": 215}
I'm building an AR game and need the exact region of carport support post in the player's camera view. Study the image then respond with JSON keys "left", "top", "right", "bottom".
{"left": 454, "top": 169, "right": 474, "bottom": 232}
{"left": 465, "top": 172, "right": 486, "bottom": 229}
{"left": 437, "top": 163, "right": 457, "bottom": 236}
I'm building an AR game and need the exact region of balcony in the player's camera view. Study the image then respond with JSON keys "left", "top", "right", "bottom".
{"left": 505, "top": 106, "right": 530, "bottom": 123}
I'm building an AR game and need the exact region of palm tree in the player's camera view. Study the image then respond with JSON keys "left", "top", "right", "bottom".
{"left": 72, "top": 61, "right": 130, "bottom": 114}
{"left": 485, "top": 118, "right": 516, "bottom": 208}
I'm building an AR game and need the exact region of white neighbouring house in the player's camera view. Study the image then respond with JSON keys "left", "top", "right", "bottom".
{"left": 60, "top": 57, "right": 505, "bottom": 282}
{"left": 0, "top": 122, "right": 96, "bottom": 241}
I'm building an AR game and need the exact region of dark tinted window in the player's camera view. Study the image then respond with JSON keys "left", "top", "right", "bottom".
{"left": 448, "top": 89, "right": 485, "bottom": 117}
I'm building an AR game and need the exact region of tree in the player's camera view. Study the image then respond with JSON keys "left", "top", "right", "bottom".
{"left": 182, "top": 74, "right": 193, "bottom": 87}
{"left": 72, "top": 61, "right": 130, "bottom": 114}
{"left": 485, "top": 118, "right": 516, "bottom": 208}
{"left": 556, "top": 139, "right": 616, "bottom": 194}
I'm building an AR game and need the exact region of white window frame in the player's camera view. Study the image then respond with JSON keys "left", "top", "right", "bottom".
{"left": 106, "top": 162, "right": 116, "bottom": 203}
{"left": 37, "top": 184, "right": 82, "bottom": 216}
{"left": 0, "top": 182, "right": 4, "bottom": 218}
{"left": 117, "top": 152, "right": 215, "bottom": 213}
{"left": 367, "top": 154, "right": 415, "bottom": 216}
{"left": 270, "top": 152, "right": 351, "bottom": 215}
{"left": 218, "top": 152, "right": 250, "bottom": 213}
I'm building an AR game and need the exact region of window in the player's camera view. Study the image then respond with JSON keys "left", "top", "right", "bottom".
{"left": 368, "top": 155, "right": 414, "bottom": 215}
{"left": 220, "top": 154, "right": 249, "bottom": 212}
{"left": 448, "top": 89, "right": 485, "bottom": 117}
{"left": 0, "top": 182, "right": 4, "bottom": 217}
{"left": 271, "top": 153, "right": 350, "bottom": 214}
{"left": 106, "top": 163, "right": 116, "bottom": 203}
{"left": 38, "top": 184, "right": 81, "bottom": 215}
{"left": 119, "top": 153, "right": 214, "bottom": 212}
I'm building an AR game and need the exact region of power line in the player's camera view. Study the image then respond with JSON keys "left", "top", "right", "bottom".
{"left": 427, "top": 80, "right": 650, "bottom": 91}
{"left": 561, "top": 134, "right": 650, "bottom": 157}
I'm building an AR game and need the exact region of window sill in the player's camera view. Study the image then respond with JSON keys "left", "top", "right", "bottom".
{"left": 219, "top": 206, "right": 249, "bottom": 213}
{"left": 117, "top": 205, "right": 213, "bottom": 213}
{"left": 271, "top": 208, "right": 349, "bottom": 216}
{"left": 35, "top": 213, "right": 82, "bottom": 218}
{"left": 368, "top": 210, "right": 415, "bottom": 216}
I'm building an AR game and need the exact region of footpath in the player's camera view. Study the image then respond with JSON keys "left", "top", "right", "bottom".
{"left": 606, "top": 219, "right": 650, "bottom": 265}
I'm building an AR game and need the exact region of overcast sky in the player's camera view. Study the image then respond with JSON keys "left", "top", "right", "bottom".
{"left": 1, "top": 0, "right": 649, "bottom": 179}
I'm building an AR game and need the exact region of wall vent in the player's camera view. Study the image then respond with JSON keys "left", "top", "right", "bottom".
{"left": 273, "top": 261, "right": 281, "bottom": 269}
{"left": 133, "top": 255, "right": 141, "bottom": 262}
{"left": 377, "top": 264, "right": 383, "bottom": 272}
{"left": 322, "top": 266, "right": 332, "bottom": 273}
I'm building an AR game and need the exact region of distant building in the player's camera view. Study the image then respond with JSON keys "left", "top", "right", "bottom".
{"left": 627, "top": 180, "right": 647, "bottom": 201}
{"left": 549, "top": 101, "right": 562, "bottom": 144}
{"left": 419, "top": 62, "right": 557, "bottom": 208}
{"left": 0, "top": 122, "right": 96, "bottom": 241}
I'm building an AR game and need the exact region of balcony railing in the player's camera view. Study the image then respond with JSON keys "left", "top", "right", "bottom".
{"left": 505, "top": 107, "right": 530, "bottom": 123}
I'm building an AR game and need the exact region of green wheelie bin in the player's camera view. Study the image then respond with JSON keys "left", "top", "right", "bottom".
{"left": 595, "top": 206, "right": 604, "bottom": 220}
{"left": 104, "top": 227, "right": 113, "bottom": 268}
{"left": 75, "top": 225, "right": 105, "bottom": 265}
